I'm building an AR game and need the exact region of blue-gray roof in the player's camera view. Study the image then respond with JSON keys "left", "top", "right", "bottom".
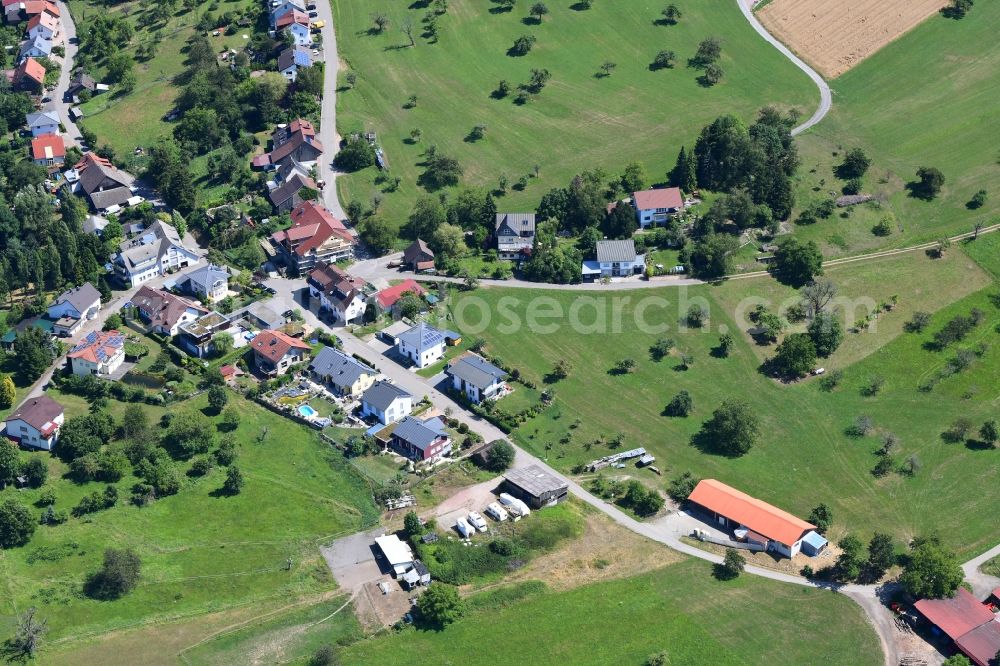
{"left": 393, "top": 416, "right": 445, "bottom": 451}
{"left": 446, "top": 354, "right": 507, "bottom": 390}
{"left": 802, "top": 530, "right": 828, "bottom": 549}
{"left": 309, "top": 346, "right": 373, "bottom": 388}
{"left": 179, "top": 264, "right": 229, "bottom": 294}
{"left": 596, "top": 239, "right": 637, "bottom": 263}
{"left": 361, "top": 381, "right": 411, "bottom": 411}
{"left": 397, "top": 322, "right": 458, "bottom": 355}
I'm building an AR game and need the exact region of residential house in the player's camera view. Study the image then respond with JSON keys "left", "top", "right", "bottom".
{"left": 373, "top": 280, "right": 427, "bottom": 317}
{"left": 66, "top": 71, "right": 96, "bottom": 99}
{"left": 25, "top": 109, "right": 59, "bottom": 137}
{"left": 67, "top": 330, "right": 125, "bottom": 377}
{"left": 503, "top": 465, "right": 569, "bottom": 509}
{"left": 583, "top": 239, "right": 645, "bottom": 279}
{"left": 47, "top": 282, "right": 101, "bottom": 336}
{"left": 114, "top": 219, "right": 199, "bottom": 286}
{"left": 19, "top": 35, "right": 52, "bottom": 60}
{"left": 307, "top": 262, "right": 367, "bottom": 323}
{"left": 0, "top": 317, "right": 54, "bottom": 352}
{"left": 30, "top": 133, "right": 64, "bottom": 166}
{"left": 74, "top": 153, "right": 136, "bottom": 212}
{"left": 128, "top": 286, "right": 209, "bottom": 336}
{"left": 249, "top": 329, "right": 310, "bottom": 376}
{"left": 270, "top": 201, "right": 354, "bottom": 273}
{"left": 277, "top": 45, "right": 311, "bottom": 82}
{"left": 309, "top": 346, "right": 378, "bottom": 397}
{"left": 632, "top": 187, "right": 684, "bottom": 228}
{"left": 268, "top": 172, "right": 316, "bottom": 213}
{"left": 402, "top": 239, "right": 434, "bottom": 272}
{"left": 82, "top": 215, "right": 109, "bottom": 237}
{"left": 264, "top": 119, "right": 323, "bottom": 169}
{"left": 495, "top": 213, "right": 535, "bottom": 261}
{"left": 276, "top": 10, "right": 311, "bottom": 46}
{"left": 360, "top": 381, "right": 412, "bottom": 425}
{"left": 269, "top": 0, "right": 305, "bottom": 27}
{"left": 913, "top": 588, "right": 1000, "bottom": 666}
{"left": 173, "top": 264, "right": 230, "bottom": 303}
{"left": 12, "top": 56, "right": 45, "bottom": 92}
{"left": 25, "top": 9, "right": 57, "bottom": 40}
{"left": 686, "top": 479, "right": 825, "bottom": 558}
{"left": 445, "top": 352, "right": 508, "bottom": 404}
{"left": 177, "top": 311, "right": 232, "bottom": 358}
{"left": 239, "top": 301, "right": 285, "bottom": 331}
{"left": 3, "top": 395, "right": 64, "bottom": 451}
{"left": 396, "top": 322, "right": 457, "bottom": 369}
{"left": 390, "top": 415, "right": 451, "bottom": 462}
{"left": 3, "top": 0, "right": 22, "bottom": 23}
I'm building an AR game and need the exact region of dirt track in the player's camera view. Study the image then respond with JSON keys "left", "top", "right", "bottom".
{"left": 757, "top": 0, "right": 949, "bottom": 78}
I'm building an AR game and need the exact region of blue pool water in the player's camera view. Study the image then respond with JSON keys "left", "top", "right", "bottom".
{"left": 298, "top": 405, "right": 317, "bottom": 418}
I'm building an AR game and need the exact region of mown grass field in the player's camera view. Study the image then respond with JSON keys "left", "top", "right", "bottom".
{"left": 449, "top": 249, "right": 1000, "bottom": 555}
{"left": 0, "top": 392, "right": 378, "bottom": 649}
{"left": 342, "top": 558, "right": 881, "bottom": 666}
{"left": 332, "top": 0, "right": 817, "bottom": 238}
{"left": 789, "top": 2, "right": 1000, "bottom": 256}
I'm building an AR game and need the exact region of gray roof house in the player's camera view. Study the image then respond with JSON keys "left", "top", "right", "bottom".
{"left": 361, "top": 380, "right": 413, "bottom": 424}
{"left": 586, "top": 239, "right": 646, "bottom": 280}
{"left": 26, "top": 110, "right": 60, "bottom": 136}
{"left": 75, "top": 153, "right": 136, "bottom": 211}
{"left": 309, "top": 346, "right": 377, "bottom": 397}
{"left": 396, "top": 322, "right": 459, "bottom": 369}
{"left": 390, "top": 415, "right": 451, "bottom": 462}
{"left": 174, "top": 264, "right": 230, "bottom": 303}
{"left": 445, "top": 353, "right": 508, "bottom": 404}
{"left": 113, "top": 220, "right": 199, "bottom": 286}
{"left": 495, "top": 213, "right": 536, "bottom": 260}
{"left": 48, "top": 282, "right": 101, "bottom": 321}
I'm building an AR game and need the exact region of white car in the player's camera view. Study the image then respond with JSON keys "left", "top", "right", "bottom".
{"left": 455, "top": 517, "right": 474, "bottom": 538}
{"left": 485, "top": 502, "right": 509, "bottom": 522}
{"left": 467, "top": 511, "right": 488, "bottom": 532}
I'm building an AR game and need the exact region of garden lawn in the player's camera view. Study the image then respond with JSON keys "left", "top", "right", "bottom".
{"left": 449, "top": 260, "right": 1000, "bottom": 556}
{"left": 0, "top": 393, "right": 377, "bottom": 645}
{"left": 332, "top": 0, "right": 817, "bottom": 240}
{"left": 342, "top": 557, "right": 880, "bottom": 666}
{"left": 789, "top": 2, "right": 1000, "bottom": 257}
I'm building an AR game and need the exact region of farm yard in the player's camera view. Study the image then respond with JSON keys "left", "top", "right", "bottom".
{"left": 757, "top": 0, "right": 950, "bottom": 78}
{"left": 332, "top": 0, "right": 817, "bottom": 238}
{"left": 785, "top": 0, "right": 1000, "bottom": 257}
{"left": 446, "top": 244, "right": 1000, "bottom": 557}
{"left": 341, "top": 558, "right": 881, "bottom": 666}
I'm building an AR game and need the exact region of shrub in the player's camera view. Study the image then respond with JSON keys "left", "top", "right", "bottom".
{"left": 85, "top": 548, "right": 141, "bottom": 600}
{"left": 664, "top": 390, "right": 693, "bottom": 417}
{"left": 667, "top": 471, "right": 699, "bottom": 501}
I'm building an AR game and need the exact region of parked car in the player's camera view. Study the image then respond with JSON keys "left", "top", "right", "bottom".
{"left": 485, "top": 502, "right": 508, "bottom": 522}
{"left": 455, "top": 517, "right": 474, "bottom": 538}
{"left": 308, "top": 10, "right": 318, "bottom": 17}
{"left": 467, "top": 511, "right": 488, "bottom": 532}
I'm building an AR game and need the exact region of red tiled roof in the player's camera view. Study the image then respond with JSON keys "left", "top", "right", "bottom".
{"left": 22, "top": 0, "right": 45, "bottom": 15}
{"left": 376, "top": 279, "right": 426, "bottom": 309}
{"left": 688, "top": 479, "right": 814, "bottom": 547}
{"left": 131, "top": 286, "right": 208, "bottom": 330}
{"left": 632, "top": 187, "right": 683, "bottom": 211}
{"left": 31, "top": 134, "right": 65, "bottom": 160}
{"left": 288, "top": 118, "right": 315, "bottom": 136}
{"left": 219, "top": 364, "right": 243, "bottom": 379}
{"left": 276, "top": 9, "right": 308, "bottom": 28}
{"left": 250, "top": 329, "right": 310, "bottom": 363}
{"left": 67, "top": 330, "right": 124, "bottom": 364}
{"left": 43, "top": 0, "right": 58, "bottom": 15}
{"left": 26, "top": 9, "right": 57, "bottom": 31}
{"left": 15, "top": 57, "right": 45, "bottom": 85}
{"left": 955, "top": 620, "right": 1000, "bottom": 666}
{"left": 914, "top": 588, "right": 996, "bottom": 641}
{"left": 271, "top": 201, "right": 351, "bottom": 257}
{"left": 6, "top": 395, "right": 63, "bottom": 432}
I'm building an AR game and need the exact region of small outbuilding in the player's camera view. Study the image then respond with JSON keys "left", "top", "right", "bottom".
{"left": 502, "top": 465, "right": 568, "bottom": 509}
{"left": 374, "top": 534, "right": 414, "bottom": 578}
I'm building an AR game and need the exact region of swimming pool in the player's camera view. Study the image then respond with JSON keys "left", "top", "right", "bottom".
{"left": 298, "top": 405, "right": 317, "bottom": 418}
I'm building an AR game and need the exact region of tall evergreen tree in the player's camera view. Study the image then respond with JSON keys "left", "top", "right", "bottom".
{"left": 668, "top": 146, "right": 697, "bottom": 192}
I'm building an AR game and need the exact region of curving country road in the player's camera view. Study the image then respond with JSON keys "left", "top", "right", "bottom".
{"left": 736, "top": 0, "right": 832, "bottom": 136}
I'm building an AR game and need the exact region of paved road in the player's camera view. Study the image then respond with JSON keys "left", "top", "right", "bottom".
{"left": 736, "top": 0, "right": 832, "bottom": 136}
{"left": 315, "top": 0, "right": 346, "bottom": 220}
{"left": 52, "top": 0, "right": 82, "bottom": 148}
{"left": 962, "top": 542, "right": 1000, "bottom": 600}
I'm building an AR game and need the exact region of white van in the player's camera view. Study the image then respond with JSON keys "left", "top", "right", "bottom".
{"left": 485, "top": 502, "right": 509, "bottom": 522}
{"left": 455, "top": 517, "right": 474, "bottom": 538}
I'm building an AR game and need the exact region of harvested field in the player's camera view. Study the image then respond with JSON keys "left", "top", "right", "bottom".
{"left": 757, "top": 0, "right": 949, "bottom": 78}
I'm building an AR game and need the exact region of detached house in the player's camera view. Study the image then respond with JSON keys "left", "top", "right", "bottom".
{"left": 4, "top": 395, "right": 64, "bottom": 451}
{"left": 495, "top": 213, "right": 535, "bottom": 261}
{"left": 632, "top": 187, "right": 684, "bottom": 228}
{"left": 361, "top": 381, "right": 413, "bottom": 425}
{"left": 19, "top": 35, "right": 52, "bottom": 60}
{"left": 265, "top": 119, "right": 323, "bottom": 169}
{"left": 114, "top": 219, "right": 199, "bottom": 286}
{"left": 66, "top": 72, "right": 96, "bottom": 99}
{"left": 173, "top": 264, "right": 229, "bottom": 303}
{"left": 373, "top": 279, "right": 426, "bottom": 317}
{"left": 25, "top": 9, "right": 57, "bottom": 40}
{"left": 47, "top": 282, "right": 101, "bottom": 336}
{"left": 396, "top": 322, "right": 457, "bottom": 369}
{"left": 129, "top": 286, "right": 209, "bottom": 336}
{"left": 309, "top": 346, "right": 378, "bottom": 397}
{"left": 177, "top": 311, "right": 232, "bottom": 358}
{"left": 74, "top": 153, "right": 136, "bottom": 212}
{"left": 250, "top": 329, "right": 310, "bottom": 376}
{"left": 268, "top": 172, "right": 317, "bottom": 213}
{"left": 390, "top": 415, "right": 451, "bottom": 462}
{"left": 276, "top": 10, "right": 311, "bottom": 47}
{"left": 25, "top": 109, "right": 59, "bottom": 137}
{"left": 67, "top": 330, "right": 125, "bottom": 377}
{"left": 446, "top": 353, "right": 508, "bottom": 404}
{"left": 402, "top": 239, "right": 434, "bottom": 272}
{"left": 12, "top": 56, "right": 45, "bottom": 92}
{"left": 277, "top": 45, "right": 311, "bottom": 82}
{"left": 270, "top": 201, "right": 354, "bottom": 273}
{"left": 269, "top": 0, "right": 305, "bottom": 27}
{"left": 30, "top": 133, "right": 64, "bottom": 166}
{"left": 583, "top": 240, "right": 645, "bottom": 279}
{"left": 307, "top": 262, "right": 367, "bottom": 323}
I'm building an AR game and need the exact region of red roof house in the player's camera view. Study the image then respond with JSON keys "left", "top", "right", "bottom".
{"left": 250, "top": 329, "right": 311, "bottom": 376}
{"left": 270, "top": 201, "right": 354, "bottom": 272}
{"left": 375, "top": 279, "right": 427, "bottom": 311}
{"left": 632, "top": 187, "right": 684, "bottom": 228}
{"left": 14, "top": 57, "right": 46, "bottom": 89}
{"left": 31, "top": 133, "right": 65, "bottom": 165}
